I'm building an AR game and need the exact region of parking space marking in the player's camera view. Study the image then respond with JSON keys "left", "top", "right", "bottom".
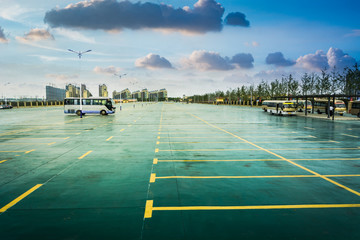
{"left": 0, "top": 160, "right": 7, "bottom": 164}
{"left": 25, "top": 149, "right": 35, "bottom": 154}
{"left": 120, "top": 129, "right": 125, "bottom": 132}
{"left": 106, "top": 136, "right": 113, "bottom": 141}
{"left": 152, "top": 174, "right": 360, "bottom": 182}
{"left": 144, "top": 201, "right": 360, "bottom": 218}
{"left": 157, "top": 158, "right": 360, "bottom": 163}
{"left": 158, "top": 140, "right": 337, "bottom": 144}
{"left": 0, "top": 150, "right": 28, "bottom": 153}
{"left": 0, "top": 143, "right": 54, "bottom": 145}
{"left": 158, "top": 147, "right": 360, "bottom": 152}
{"left": 341, "top": 134, "right": 359, "bottom": 138}
{"left": 188, "top": 112, "right": 360, "bottom": 197}
{"left": 0, "top": 184, "right": 43, "bottom": 213}
{"left": 78, "top": 151, "right": 93, "bottom": 159}
{"left": 0, "top": 137, "right": 69, "bottom": 140}
{"left": 304, "top": 127, "right": 316, "bottom": 130}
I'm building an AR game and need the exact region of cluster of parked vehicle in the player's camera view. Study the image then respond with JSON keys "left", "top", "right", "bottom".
{"left": 262, "top": 99, "right": 360, "bottom": 118}
{"left": 0, "top": 104, "right": 13, "bottom": 109}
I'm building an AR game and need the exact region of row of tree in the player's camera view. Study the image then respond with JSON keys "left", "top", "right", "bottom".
{"left": 191, "top": 64, "right": 360, "bottom": 102}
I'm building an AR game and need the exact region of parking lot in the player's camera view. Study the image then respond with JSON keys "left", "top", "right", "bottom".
{"left": 1, "top": 103, "right": 360, "bottom": 239}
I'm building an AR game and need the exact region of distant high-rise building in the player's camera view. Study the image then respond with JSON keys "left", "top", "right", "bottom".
{"left": 65, "top": 84, "right": 92, "bottom": 98}
{"left": 81, "top": 84, "right": 92, "bottom": 98}
{"left": 121, "top": 88, "right": 131, "bottom": 99}
{"left": 141, "top": 88, "right": 149, "bottom": 100}
{"left": 99, "top": 84, "right": 108, "bottom": 97}
{"left": 65, "top": 84, "right": 80, "bottom": 98}
{"left": 158, "top": 88, "right": 167, "bottom": 100}
{"left": 46, "top": 85, "right": 66, "bottom": 101}
{"left": 149, "top": 90, "right": 158, "bottom": 101}
{"left": 132, "top": 90, "right": 141, "bottom": 100}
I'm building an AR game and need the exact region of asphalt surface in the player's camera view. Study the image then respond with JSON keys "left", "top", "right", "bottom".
{"left": 1, "top": 103, "right": 360, "bottom": 239}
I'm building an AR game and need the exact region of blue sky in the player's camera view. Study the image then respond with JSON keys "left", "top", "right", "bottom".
{"left": 0, "top": 0, "right": 359, "bottom": 98}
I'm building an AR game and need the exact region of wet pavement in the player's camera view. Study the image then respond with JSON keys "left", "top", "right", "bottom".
{"left": 1, "top": 103, "right": 360, "bottom": 239}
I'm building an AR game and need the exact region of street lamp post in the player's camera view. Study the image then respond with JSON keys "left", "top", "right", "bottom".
{"left": 114, "top": 73, "right": 127, "bottom": 111}
{"left": 68, "top": 49, "right": 92, "bottom": 118}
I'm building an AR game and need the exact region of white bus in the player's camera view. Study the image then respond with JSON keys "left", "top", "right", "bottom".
{"left": 64, "top": 97, "right": 116, "bottom": 116}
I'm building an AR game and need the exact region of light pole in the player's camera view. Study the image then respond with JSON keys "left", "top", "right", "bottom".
{"left": 68, "top": 49, "right": 92, "bottom": 118}
{"left": 2, "top": 82, "right": 10, "bottom": 105}
{"left": 114, "top": 73, "right": 127, "bottom": 111}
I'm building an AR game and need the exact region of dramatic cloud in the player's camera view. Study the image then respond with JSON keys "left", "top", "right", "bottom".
{"left": 16, "top": 28, "right": 54, "bottom": 43}
{"left": 44, "top": 0, "right": 249, "bottom": 33}
{"left": 266, "top": 52, "right": 295, "bottom": 67}
{"left": 94, "top": 66, "right": 122, "bottom": 75}
{"left": 231, "top": 53, "right": 254, "bottom": 69}
{"left": 183, "top": 50, "right": 233, "bottom": 71}
{"left": 296, "top": 47, "right": 357, "bottom": 71}
{"left": 135, "top": 54, "right": 173, "bottom": 69}
{"left": 0, "top": 27, "right": 8, "bottom": 43}
{"left": 224, "top": 12, "right": 250, "bottom": 27}
{"left": 183, "top": 50, "right": 254, "bottom": 71}
{"left": 326, "top": 47, "right": 356, "bottom": 70}
{"left": 296, "top": 50, "right": 328, "bottom": 71}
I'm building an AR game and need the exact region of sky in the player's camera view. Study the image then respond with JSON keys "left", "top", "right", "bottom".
{"left": 0, "top": 0, "right": 359, "bottom": 98}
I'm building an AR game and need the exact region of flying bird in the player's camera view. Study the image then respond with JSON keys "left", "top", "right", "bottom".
{"left": 68, "top": 49, "right": 92, "bottom": 59}
{"left": 114, "top": 73, "right": 127, "bottom": 78}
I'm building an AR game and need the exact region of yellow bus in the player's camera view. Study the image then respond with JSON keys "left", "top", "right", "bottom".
{"left": 313, "top": 99, "right": 346, "bottom": 116}
{"left": 349, "top": 100, "right": 360, "bottom": 118}
{"left": 293, "top": 100, "right": 312, "bottom": 113}
{"left": 261, "top": 100, "right": 278, "bottom": 112}
{"left": 267, "top": 100, "right": 297, "bottom": 116}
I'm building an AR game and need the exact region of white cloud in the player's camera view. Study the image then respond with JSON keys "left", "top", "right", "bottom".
{"left": 182, "top": 50, "right": 254, "bottom": 71}
{"left": 182, "top": 50, "right": 233, "bottom": 71}
{"left": 345, "top": 29, "right": 360, "bottom": 37}
{"left": 53, "top": 28, "right": 96, "bottom": 44}
{"left": 296, "top": 50, "right": 328, "bottom": 71}
{"left": 93, "top": 66, "right": 122, "bottom": 75}
{"left": 326, "top": 47, "right": 356, "bottom": 70}
{"left": 296, "top": 47, "right": 357, "bottom": 71}
{"left": 135, "top": 54, "right": 173, "bottom": 69}
{"left": 16, "top": 28, "right": 54, "bottom": 43}
{"left": 0, "top": 5, "right": 31, "bottom": 22}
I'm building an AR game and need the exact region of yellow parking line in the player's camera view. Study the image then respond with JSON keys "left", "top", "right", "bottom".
{"left": 144, "top": 201, "right": 360, "bottom": 218}
{"left": 106, "top": 136, "right": 113, "bottom": 141}
{"left": 0, "top": 160, "right": 7, "bottom": 164}
{"left": 0, "top": 143, "right": 54, "bottom": 145}
{"left": 158, "top": 158, "right": 360, "bottom": 162}
{"left": 159, "top": 149, "right": 259, "bottom": 152}
{"left": 153, "top": 174, "right": 360, "bottom": 181}
{"left": 0, "top": 151, "right": 25, "bottom": 153}
{"left": 158, "top": 147, "right": 360, "bottom": 152}
{"left": 153, "top": 158, "right": 158, "bottom": 164}
{"left": 150, "top": 173, "right": 156, "bottom": 183}
{"left": 188, "top": 112, "right": 360, "bottom": 197}
{"left": 342, "top": 134, "right": 359, "bottom": 138}
{"left": 158, "top": 141, "right": 337, "bottom": 144}
{"left": 120, "top": 129, "right": 125, "bottom": 132}
{"left": 0, "top": 184, "right": 43, "bottom": 213}
{"left": 78, "top": 151, "right": 93, "bottom": 159}
{"left": 25, "top": 149, "right": 35, "bottom": 154}
{"left": 304, "top": 127, "right": 315, "bottom": 130}
{"left": 0, "top": 137, "right": 69, "bottom": 140}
